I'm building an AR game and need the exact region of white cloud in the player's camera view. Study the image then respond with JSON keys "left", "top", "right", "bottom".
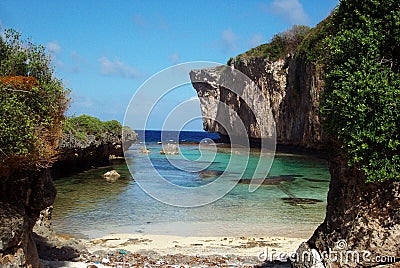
{"left": 248, "top": 33, "right": 265, "bottom": 47}
{"left": 47, "top": 41, "right": 62, "bottom": 55}
{"left": 270, "top": 0, "right": 310, "bottom": 25}
{"left": 46, "top": 41, "right": 63, "bottom": 67}
{"left": 221, "top": 29, "right": 238, "bottom": 52}
{"left": 169, "top": 53, "right": 180, "bottom": 64}
{"left": 98, "top": 57, "right": 140, "bottom": 79}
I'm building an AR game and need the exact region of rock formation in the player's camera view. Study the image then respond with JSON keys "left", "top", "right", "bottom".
{"left": 103, "top": 170, "right": 121, "bottom": 182}
{"left": 0, "top": 169, "right": 56, "bottom": 267}
{"left": 292, "top": 157, "right": 400, "bottom": 268}
{"left": 160, "top": 143, "right": 179, "bottom": 155}
{"left": 190, "top": 56, "right": 324, "bottom": 149}
{"left": 191, "top": 56, "right": 399, "bottom": 267}
{"left": 51, "top": 127, "right": 138, "bottom": 179}
{"left": 140, "top": 147, "right": 151, "bottom": 154}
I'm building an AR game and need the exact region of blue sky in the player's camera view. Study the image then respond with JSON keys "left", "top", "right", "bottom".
{"left": 0, "top": 0, "right": 338, "bottom": 130}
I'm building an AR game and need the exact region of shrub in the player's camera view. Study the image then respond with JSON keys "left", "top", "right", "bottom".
{"left": 0, "top": 29, "right": 69, "bottom": 171}
{"left": 234, "top": 25, "right": 311, "bottom": 62}
{"left": 63, "top": 115, "right": 123, "bottom": 140}
{"left": 321, "top": 0, "right": 400, "bottom": 182}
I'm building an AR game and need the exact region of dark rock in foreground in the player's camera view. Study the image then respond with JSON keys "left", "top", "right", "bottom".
{"left": 0, "top": 169, "right": 56, "bottom": 267}
{"left": 292, "top": 157, "right": 400, "bottom": 268}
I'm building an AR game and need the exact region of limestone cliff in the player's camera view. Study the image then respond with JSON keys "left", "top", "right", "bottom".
{"left": 190, "top": 55, "right": 324, "bottom": 149}
{"left": 190, "top": 29, "right": 399, "bottom": 267}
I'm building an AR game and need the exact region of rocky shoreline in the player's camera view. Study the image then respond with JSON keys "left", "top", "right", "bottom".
{"left": 51, "top": 124, "right": 138, "bottom": 179}
{"left": 0, "top": 114, "right": 140, "bottom": 267}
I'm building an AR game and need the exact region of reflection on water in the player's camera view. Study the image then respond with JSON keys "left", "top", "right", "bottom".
{"left": 52, "top": 145, "right": 330, "bottom": 239}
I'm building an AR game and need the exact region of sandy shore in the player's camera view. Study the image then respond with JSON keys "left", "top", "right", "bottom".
{"left": 42, "top": 233, "right": 305, "bottom": 267}
{"left": 87, "top": 233, "right": 304, "bottom": 256}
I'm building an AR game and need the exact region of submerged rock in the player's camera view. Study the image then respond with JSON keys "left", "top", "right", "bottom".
{"left": 281, "top": 197, "right": 323, "bottom": 205}
{"left": 103, "top": 170, "right": 120, "bottom": 182}
{"left": 239, "top": 176, "right": 295, "bottom": 185}
{"left": 198, "top": 170, "right": 224, "bottom": 179}
{"left": 302, "top": 177, "right": 330, "bottom": 183}
{"left": 140, "top": 147, "right": 151, "bottom": 154}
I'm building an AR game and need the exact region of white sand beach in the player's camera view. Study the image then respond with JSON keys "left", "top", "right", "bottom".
{"left": 42, "top": 233, "right": 305, "bottom": 267}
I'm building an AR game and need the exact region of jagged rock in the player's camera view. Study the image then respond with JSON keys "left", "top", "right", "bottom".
{"left": 109, "top": 154, "right": 124, "bottom": 160}
{"left": 191, "top": 57, "right": 399, "bottom": 268}
{"left": 160, "top": 143, "right": 179, "bottom": 155}
{"left": 103, "top": 170, "right": 121, "bottom": 182}
{"left": 32, "top": 206, "right": 87, "bottom": 263}
{"left": 51, "top": 129, "right": 138, "bottom": 179}
{"left": 292, "top": 157, "right": 400, "bottom": 268}
{"left": 290, "top": 242, "right": 324, "bottom": 268}
{"left": 190, "top": 56, "right": 324, "bottom": 149}
{"left": 0, "top": 169, "right": 56, "bottom": 268}
{"left": 140, "top": 147, "right": 151, "bottom": 154}
{"left": 34, "top": 232, "right": 85, "bottom": 262}
{"left": 33, "top": 206, "right": 54, "bottom": 239}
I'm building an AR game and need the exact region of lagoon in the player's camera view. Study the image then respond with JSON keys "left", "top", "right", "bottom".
{"left": 52, "top": 131, "right": 330, "bottom": 240}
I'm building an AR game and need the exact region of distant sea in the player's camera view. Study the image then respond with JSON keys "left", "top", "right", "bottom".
{"left": 52, "top": 130, "right": 330, "bottom": 239}
{"left": 134, "top": 129, "right": 221, "bottom": 144}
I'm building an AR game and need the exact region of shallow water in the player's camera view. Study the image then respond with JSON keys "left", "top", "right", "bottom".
{"left": 52, "top": 143, "right": 330, "bottom": 239}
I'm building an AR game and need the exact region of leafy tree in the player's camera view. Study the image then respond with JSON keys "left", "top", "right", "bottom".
{"left": 321, "top": 0, "right": 400, "bottom": 182}
{"left": 0, "top": 29, "right": 69, "bottom": 171}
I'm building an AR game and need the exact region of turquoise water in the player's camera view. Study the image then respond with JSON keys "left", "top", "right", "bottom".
{"left": 52, "top": 143, "right": 330, "bottom": 239}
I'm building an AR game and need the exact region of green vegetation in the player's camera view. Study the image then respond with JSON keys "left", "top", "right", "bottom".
{"left": 230, "top": 20, "right": 333, "bottom": 65}
{"left": 0, "top": 29, "right": 69, "bottom": 171}
{"left": 63, "top": 114, "right": 122, "bottom": 141}
{"left": 229, "top": 25, "right": 311, "bottom": 63}
{"left": 321, "top": 0, "right": 400, "bottom": 182}
{"left": 295, "top": 15, "right": 335, "bottom": 63}
{"left": 231, "top": 0, "right": 399, "bottom": 182}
